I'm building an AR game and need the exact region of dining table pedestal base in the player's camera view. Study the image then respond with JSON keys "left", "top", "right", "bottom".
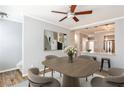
{"left": 62, "top": 75, "right": 80, "bottom": 87}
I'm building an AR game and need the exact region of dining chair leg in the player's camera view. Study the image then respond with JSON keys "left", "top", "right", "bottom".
{"left": 100, "top": 60, "right": 104, "bottom": 72}
{"left": 60, "top": 73, "right": 62, "bottom": 77}
{"left": 92, "top": 74, "right": 94, "bottom": 77}
{"left": 28, "top": 83, "right": 30, "bottom": 87}
{"left": 51, "top": 69, "right": 54, "bottom": 77}
{"left": 43, "top": 66, "right": 46, "bottom": 76}
{"left": 86, "top": 77, "right": 88, "bottom": 82}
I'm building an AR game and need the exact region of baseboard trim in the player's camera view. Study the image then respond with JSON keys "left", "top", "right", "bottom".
{"left": 0, "top": 67, "right": 18, "bottom": 73}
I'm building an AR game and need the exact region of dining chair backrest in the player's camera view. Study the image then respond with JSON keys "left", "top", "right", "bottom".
{"left": 107, "top": 68, "right": 124, "bottom": 76}
{"left": 45, "top": 55, "right": 58, "bottom": 60}
{"left": 28, "top": 67, "right": 53, "bottom": 85}
{"left": 91, "top": 68, "right": 124, "bottom": 87}
{"left": 28, "top": 67, "right": 61, "bottom": 87}
{"left": 78, "top": 55, "right": 94, "bottom": 61}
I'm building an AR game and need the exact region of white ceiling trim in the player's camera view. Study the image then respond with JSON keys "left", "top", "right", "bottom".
{"left": 24, "top": 13, "right": 124, "bottom": 31}
{"left": 71, "top": 16, "right": 124, "bottom": 31}
{"left": 24, "top": 13, "right": 70, "bottom": 30}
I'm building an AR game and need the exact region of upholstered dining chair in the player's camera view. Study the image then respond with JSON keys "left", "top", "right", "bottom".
{"left": 78, "top": 55, "right": 96, "bottom": 61}
{"left": 44, "top": 55, "right": 61, "bottom": 77}
{"left": 28, "top": 67, "right": 60, "bottom": 87}
{"left": 91, "top": 68, "right": 124, "bottom": 87}
{"left": 107, "top": 68, "right": 124, "bottom": 76}
{"left": 91, "top": 75, "right": 124, "bottom": 87}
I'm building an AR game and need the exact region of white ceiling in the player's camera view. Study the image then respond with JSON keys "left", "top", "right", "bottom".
{"left": 1, "top": 5, "right": 124, "bottom": 30}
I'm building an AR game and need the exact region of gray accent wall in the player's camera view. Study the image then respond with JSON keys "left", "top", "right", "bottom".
{"left": 0, "top": 20, "right": 22, "bottom": 71}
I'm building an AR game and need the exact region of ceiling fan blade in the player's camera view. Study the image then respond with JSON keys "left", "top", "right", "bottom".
{"left": 70, "top": 5, "right": 77, "bottom": 13}
{"left": 73, "top": 16, "right": 79, "bottom": 22}
{"left": 51, "top": 11, "right": 67, "bottom": 14}
{"left": 75, "top": 10, "right": 92, "bottom": 15}
{"left": 59, "top": 16, "right": 67, "bottom": 22}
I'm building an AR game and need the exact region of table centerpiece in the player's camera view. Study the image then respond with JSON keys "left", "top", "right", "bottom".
{"left": 64, "top": 46, "right": 77, "bottom": 63}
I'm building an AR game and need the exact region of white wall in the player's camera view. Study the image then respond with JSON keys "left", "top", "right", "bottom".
{"left": 0, "top": 19, "right": 22, "bottom": 71}
{"left": 112, "top": 18, "right": 124, "bottom": 68}
{"left": 23, "top": 16, "right": 69, "bottom": 75}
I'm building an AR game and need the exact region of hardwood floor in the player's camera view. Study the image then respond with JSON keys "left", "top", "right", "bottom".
{"left": 0, "top": 69, "right": 108, "bottom": 87}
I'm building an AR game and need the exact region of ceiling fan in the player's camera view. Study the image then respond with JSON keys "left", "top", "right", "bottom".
{"left": 51, "top": 5, "right": 92, "bottom": 22}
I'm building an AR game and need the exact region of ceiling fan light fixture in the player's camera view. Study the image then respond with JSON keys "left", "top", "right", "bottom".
{"left": 67, "top": 12, "right": 74, "bottom": 18}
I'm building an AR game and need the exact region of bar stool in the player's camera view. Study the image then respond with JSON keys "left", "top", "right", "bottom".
{"left": 100, "top": 58, "right": 111, "bottom": 72}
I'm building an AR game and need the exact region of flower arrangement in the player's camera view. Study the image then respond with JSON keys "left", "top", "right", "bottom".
{"left": 64, "top": 46, "right": 77, "bottom": 56}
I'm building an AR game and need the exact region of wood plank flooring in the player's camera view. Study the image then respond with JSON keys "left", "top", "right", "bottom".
{"left": 0, "top": 69, "right": 108, "bottom": 87}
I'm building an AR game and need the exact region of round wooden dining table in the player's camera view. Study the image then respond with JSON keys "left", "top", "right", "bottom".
{"left": 42, "top": 57, "right": 99, "bottom": 87}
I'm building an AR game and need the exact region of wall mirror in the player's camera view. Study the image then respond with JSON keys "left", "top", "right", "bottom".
{"left": 44, "top": 30, "right": 67, "bottom": 51}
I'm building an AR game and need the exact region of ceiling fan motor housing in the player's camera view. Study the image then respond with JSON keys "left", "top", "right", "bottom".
{"left": 67, "top": 12, "right": 74, "bottom": 18}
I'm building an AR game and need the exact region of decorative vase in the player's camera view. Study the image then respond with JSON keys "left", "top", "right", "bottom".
{"left": 68, "top": 54, "right": 73, "bottom": 63}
